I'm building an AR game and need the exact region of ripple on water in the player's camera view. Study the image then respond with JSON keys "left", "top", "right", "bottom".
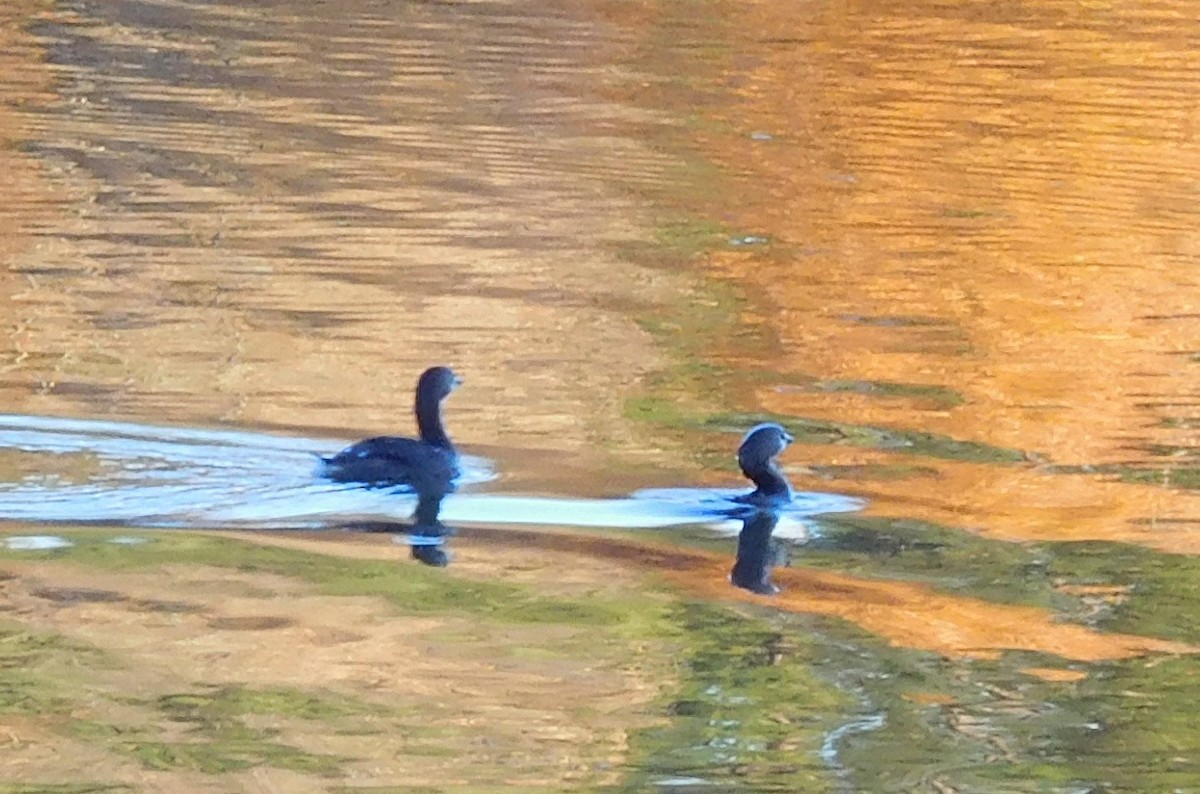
{"left": 0, "top": 415, "right": 861, "bottom": 534}
{"left": 7, "top": 0, "right": 678, "bottom": 452}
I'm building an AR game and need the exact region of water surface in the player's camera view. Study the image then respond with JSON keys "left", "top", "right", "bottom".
{"left": 3, "top": 0, "right": 1200, "bottom": 792}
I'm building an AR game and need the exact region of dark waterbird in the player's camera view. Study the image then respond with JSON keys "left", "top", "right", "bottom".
{"left": 729, "top": 423, "right": 796, "bottom": 594}
{"left": 734, "top": 423, "right": 795, "bottom": 507}
{"left": 318, "top": 366, "right": 462, "bottom": 490}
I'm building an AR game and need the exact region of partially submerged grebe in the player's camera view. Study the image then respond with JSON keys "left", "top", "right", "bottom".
{"left": 734, "top": 423, "right": 795, "bottom": 506}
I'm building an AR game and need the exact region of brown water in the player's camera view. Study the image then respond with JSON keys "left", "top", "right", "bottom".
{"left": 4, "top": 0, "right": 1200, "bottom": 791}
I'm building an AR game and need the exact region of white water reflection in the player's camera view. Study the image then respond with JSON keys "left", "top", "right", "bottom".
{"left": 0, "top": 415, "right": 861, "bottom": 537}
{"left": 2, "top": 535, "right": 74, "bottom": 550}
{"left": 439, "top": 491, "right": 860, "bottom": 540}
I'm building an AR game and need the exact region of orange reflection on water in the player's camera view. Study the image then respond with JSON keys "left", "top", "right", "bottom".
{"left": 675, "top": 0, "right": 1200, "bottom": 549}
{"left": 455, "top": 527, "right": 1192, "bottom": 662}
{"left": 786, "top": 450, "right": 1200, "bottom": 553}
{"left": 667, "top": 557, "right": 1191, "bottom": 663}
{"left": 0, "top": 0, "right": 681, "bottom": 463}
{"left": 0, "top": 2, "right": 58, "bottom": 313}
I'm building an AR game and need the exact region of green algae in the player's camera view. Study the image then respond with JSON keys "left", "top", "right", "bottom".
{"left": 805, "top": 514, "right": 1069, "bottom": 609}
{"left": 651, "top": 215, "right": 728, "bottom": 258}
{"left": 805, "top": 462, "right": 941, "bottom": 481}
{"left": 0, "top": 532, "right": 642, "bottom": 629}
{"left": 613, "top": 601, "right": 850, "bottom": 793}
{"left": 0, "top": 624, "right": 98, "bottom": 670}
{"left": 1050, "top": 457, "right": 1200, "bottom": 492}
{"left": 156, "top": 685, "right": 382, "bottom": 723}
{"left": 7, "top": 528, "right": 1198, "bottom": 793}
{"left": 613, "top": 598, "right": 1163, "bottom": 794}
{"left": 0, "top": 673, "right": 70, "bottom": 716}
{"left": 657, "top": 603, "right": 1200, "bottom": 794}
{"left": 814, "top": 513, "right": 1200, "bottom": 647}
{"left": 64, "top": 686, "right": 376, "bottom": 776}
{"left": 806, "top": 514, "right": 1200, "bottom": 646}
{"left": 808, "top": 378, "right": 964, "bottom": 409}
{"left": 112, "top": 736, "right": 343, "bottom": 776}
{"left": 1117, "top": 464, "right": 1200, "bottom": 491}
{"left": 0, "top": 624, "right": 103, "bottom": 715}
{"left": 628, "top": 394, "right": 1029, "bottom": 467}
{"left": 705, "top": 411, "right": 1028, "bottom": 465}
{"left": 1050, "top": 654, "right": 1200, "bottom": 789}
{"left": 862, "top": 652, "right": 1200, "bottom": 792}
{"left": 939, "top": 206, "right": 995, "bottom": 219}
{"left": 620, "top": 191, "right": 1034, "bottom": 478}
{"left": 1046, "top": 541, "right": 1200, "bottom": 645}
{"left": 7, "top": 529, "right": 1200, "bottom": 792}
{"left": 0, "top": 530, "right": 692, "bottom": 789}
{"left": 630, "top": 213, "right": 1197, "bottom": 490}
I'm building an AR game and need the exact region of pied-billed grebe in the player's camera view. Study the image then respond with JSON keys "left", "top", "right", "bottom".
{"left": 319, "top": 366, "right": 462, "bottom": 488}
{"left": 734, "top": 423, "right": 795, "bottom": 506}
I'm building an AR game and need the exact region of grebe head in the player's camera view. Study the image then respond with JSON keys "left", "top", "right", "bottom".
{"left": 737, "top": 423, "right": 793, "bottom": 474}
{"left": 417, "top": 366, "right": 462, "bottom": 402}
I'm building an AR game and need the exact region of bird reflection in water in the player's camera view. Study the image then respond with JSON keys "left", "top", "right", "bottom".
{"left": 407, "top": 489, "right": 452, "bottom": 567}
{"left": 338, "top": 488, "right": 455, "bottom": 567}
{"left": 729, "top": 507, "right": 786, "bottom": 595}
{"left": 342, "top": 421, "right": 810, "bottom": 582}
{"left": 727, "top": 423, "right": 796, "bottom": 595}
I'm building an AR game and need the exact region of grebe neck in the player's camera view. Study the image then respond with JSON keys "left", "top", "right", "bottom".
{"left": 416, "top": 396, "right": 452, "bottom": 449}
{"left": 748, "top": 461, "right": 792, "bottom": 503}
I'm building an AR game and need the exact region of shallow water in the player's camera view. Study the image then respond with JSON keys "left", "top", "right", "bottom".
{"left": 4, "top": 0, "right": 1200, "bottom": 791}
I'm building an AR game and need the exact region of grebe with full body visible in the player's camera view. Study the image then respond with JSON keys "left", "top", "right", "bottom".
{"left": 318, "top": 366, "right": 462, "bottom": 490}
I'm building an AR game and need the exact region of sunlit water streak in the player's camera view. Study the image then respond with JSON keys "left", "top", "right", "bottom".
{"left": 0, "top": 415, "right": 861, "bottom": 537}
